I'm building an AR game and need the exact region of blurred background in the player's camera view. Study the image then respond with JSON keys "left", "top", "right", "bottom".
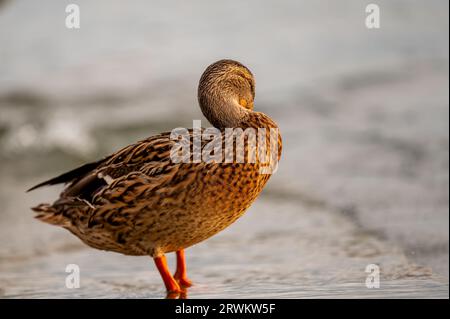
{"left": 0, "top": 0, "right": 448, "bottom": 298}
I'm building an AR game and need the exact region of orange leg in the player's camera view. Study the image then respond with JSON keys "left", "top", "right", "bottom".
{"left": 154, "top": 255, "right": 181, "bottom": 293}
{"left": 174, "top": 250, "right": 193, "bottom": 287}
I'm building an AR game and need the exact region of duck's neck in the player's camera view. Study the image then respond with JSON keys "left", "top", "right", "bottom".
{"left": 199, "top": 94, "right": 249, "bottom": 129}
{"left": 200, "top": 98, "right": 283, "bottom": 164}
{"left": 240, "top": 111, "right": 283, "bottom": 164}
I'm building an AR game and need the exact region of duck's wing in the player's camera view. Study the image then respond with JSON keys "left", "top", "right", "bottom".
{"left": 27, "top": 133, "right": 174, "bottom": 203}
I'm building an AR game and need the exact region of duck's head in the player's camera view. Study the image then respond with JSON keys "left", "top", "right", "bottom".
{"left": 198, "top": 59, "right": 255, "bottom": 129}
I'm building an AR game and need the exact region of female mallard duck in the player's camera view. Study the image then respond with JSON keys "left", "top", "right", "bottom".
{"left": 28, "top": 59, "right": 282, "bottom": 296}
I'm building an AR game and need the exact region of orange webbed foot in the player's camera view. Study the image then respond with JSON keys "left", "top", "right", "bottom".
{"left": 165, "top": 289, "right": 188, "bottom": 299}
{"left": 174, "top": 250, "right": 193, "bottom": 287}
{"left": 154, "top": 255, "right": 183, "bottom": 296}
{"left": 174, "top": 272, "right": 193, "bottom": 288}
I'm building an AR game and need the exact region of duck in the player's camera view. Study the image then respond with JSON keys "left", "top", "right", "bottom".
{"left": 28, "top": 59, "right": 282, "bottom": 296}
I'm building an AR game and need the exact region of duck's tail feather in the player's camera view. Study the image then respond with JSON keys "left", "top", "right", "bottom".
{"left": 26, "top": 159, "right": 106, "bottom": 192}
{"left": 32, "top": 203, "right": 69, "bottom": 226}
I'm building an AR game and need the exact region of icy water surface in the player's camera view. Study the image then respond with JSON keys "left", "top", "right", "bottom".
{"left": 0, "top": 0, "right": 448, "bottom": 298}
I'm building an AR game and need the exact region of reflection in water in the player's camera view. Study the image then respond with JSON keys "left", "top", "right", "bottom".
{"left": 166, "top": 289, "right": 188, "bottom": 300}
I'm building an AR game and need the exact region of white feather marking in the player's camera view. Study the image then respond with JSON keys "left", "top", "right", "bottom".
{"left": 98, "top": 172, "right": 114, "bottom": 185}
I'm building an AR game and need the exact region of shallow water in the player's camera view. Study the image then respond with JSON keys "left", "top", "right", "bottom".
{"left": 0, "top": 197, "right": 448, "bottom": 298}
{"left": 0, "top": 0, "right": 448, "bottom": 298}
